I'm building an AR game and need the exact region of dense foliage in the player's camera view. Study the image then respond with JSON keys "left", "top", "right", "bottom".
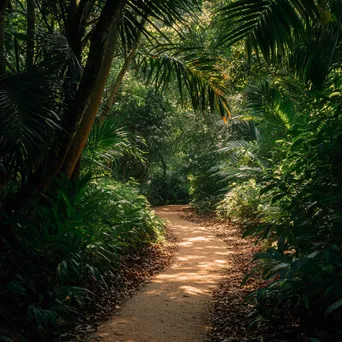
{"left": 0, "top": 0, "right": 211, "bottom": 340}
{"left": 1, "top": 175, "right": 163, "bottom": 340}
{"left": 212, "top": 0, "right": 342, "bottom": 338}
{"left": 1, "top": 0, "right": 342, "bottom": 341}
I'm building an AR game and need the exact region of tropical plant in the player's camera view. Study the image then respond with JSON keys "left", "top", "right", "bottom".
{"left": 243, "top": 112, "right": 342, "bottom": 329}
{"left": 0, "top": 174, "right": 164, "bottom": 340}
{"left": 142, "top": 167, "right": 191, "bottom": 206}
{"left": 211, "top": 0, "right": 342, "bottom": 336}
{"left": 217, "top": 0, "right": 320, "bottom": 62}
{"left": 3, "top": 0, "right": 342, "bottom": 339}
{"left": 1, "top": 0, "right": 232, "bottom": 205}
{"left": 216, "top": 179, "right": 261, "bottom": 223}
{"left": 82, "top": 117, "right": 146, "bottom": 178}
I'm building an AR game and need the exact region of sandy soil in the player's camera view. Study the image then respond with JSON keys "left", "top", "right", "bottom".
{"left": 88, "top": 205, "right": 228, "bottom": 342}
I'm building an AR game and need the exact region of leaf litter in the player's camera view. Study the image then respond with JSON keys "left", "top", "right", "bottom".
{"left": 181, "top": 208, "right": 340, "bottom": 342}
{"left": 52, "top": 230, "right": 178, "bottom": 342}
{"left": 54, "top": 207, "right": 340, "bottom": 342}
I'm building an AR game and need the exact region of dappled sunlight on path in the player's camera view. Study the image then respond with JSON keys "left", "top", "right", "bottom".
{"left": 89, "top": 205, "right": 228, "bottom": 342}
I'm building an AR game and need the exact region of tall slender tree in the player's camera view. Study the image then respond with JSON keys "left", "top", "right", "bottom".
{"left": 0, "top": 0, "right": 8, "bottom": 74}
{"left": 29, "top": 0, "right": 127, "bottom": 190}
{"left": 2, "top": 0, "right": 231, "bottom": 201}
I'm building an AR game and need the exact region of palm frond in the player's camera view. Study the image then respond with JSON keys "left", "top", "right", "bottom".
{"left": 34, "top": 32, "right": 82, "bottom": 78}
{"left": 288, "top": 21, "right": 342, "bottom": 88}
{"left": 0, "top": 69, "right": 64, "bottom": 181}
{"left": 217, "top": 0, "right": 319, "bottom": 63}
{"left": 245, "top": 79, "right": 296, "bottom": 127}
{"left": 0, "top": 29, "right": 81, "bottom": 182}
{"left": 82, "top": 119, "right": 146, "bottom": 170}
{"left": 135, "top": 52, "right": 231, "bottom": 118}
{"left": 210, "top": 162, "right": 263, "bottom": 183}
{"left": 121, "top": 0, "right": 201, "bottom": 55}
{"left": 229, "top": 119, "right": 260, "bottom": 141}
{"left": 219, "top": 139, "right": 263, "bottom": 165}
{"left": 128, "top": 0, "right": 200, "bottom": 27}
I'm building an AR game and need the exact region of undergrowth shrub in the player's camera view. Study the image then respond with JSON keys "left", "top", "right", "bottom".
{"left": 242, "top": 95, "right": 342, "bottom": 336}
{"left": 191, "top": 196, "right": 220, "bottom": 215}
{"left": 189, "top": 173, "right": 224, "bottom": 215}
{"left": 0, "top": 175, "right": 164, "bottom": 341}
{"left": 189, "top": 170, "right": 223, "bottom": 215}
{"left": 142, "top": 168, "right": 190, "bottom": 206}
{"left": 216, "top": 179, "right": 260, "bottom": 222}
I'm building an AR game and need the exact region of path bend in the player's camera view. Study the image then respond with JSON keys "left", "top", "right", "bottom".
{"left": 90, "top": 205, "right": 228, "bottom": 342}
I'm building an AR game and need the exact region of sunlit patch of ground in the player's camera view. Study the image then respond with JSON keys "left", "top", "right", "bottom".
{"left": 88, "top": 205, "right": 229, "bottom": 342}
{"left": 182, "top": 208, "right": 340, "bottom": 342}
{"left": 180, "top": 208, "right": 261, "bottom": 342}
{"left": 55, "top": 229, "right": 178, "bottom": 342}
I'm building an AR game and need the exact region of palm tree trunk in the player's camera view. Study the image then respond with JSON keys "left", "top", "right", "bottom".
{"left": 70, "top": 17, "right": 145, "bottom": 179}
{"left": 28, "top": 0, "right": 126, "bottom": 192}
{"left": 0, "top": 0, "right": 8, "bottom": 74}
{"left": 100, "top": 17, "right": 145, "bottom": 122}
{"left": 66, "top": 0, "right": 90, "bottom": 62}
{"left": 26, "top": 0, "right": 35, "bottom": 68}
{"left": 61, "top": 6, "right": 124, "bottom": 177}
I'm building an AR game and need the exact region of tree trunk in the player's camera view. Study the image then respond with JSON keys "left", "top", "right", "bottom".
{"left": 100, "top": 17, "right": 145, "bottom": 122}
{"left": 28, "top": 0, "right": 126, "bottom": 192}
{"left": 71, "top": 158, "right": 81, "bottom": 181}
{"left": 61, "top": 4, "right": 125, "bottom": 177}
{"left": 62, "top": 0, "right": 90, "bottom": 124}
{"left": 66, "top": 0, "right": 90, "bottom": 63}
{"left": 63, "top": 0, "right": 85, "bottom": 182}
{"left": 26, "top": 0, "right": 35, "bottom": 68}
{"left": 100, "top": 49, "right": 135, "bottom": 121}
{"left": 0, "top": 0, "right": 8, "bottom": 74}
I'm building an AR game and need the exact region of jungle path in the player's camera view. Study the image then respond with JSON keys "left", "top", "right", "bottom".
{"left": 90, "top": 205, "right": 228, "bottom": 342}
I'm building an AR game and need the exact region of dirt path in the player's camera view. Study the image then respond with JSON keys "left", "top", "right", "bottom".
{"left": 89, "top": 205, "right": 228, "bottom": 342}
